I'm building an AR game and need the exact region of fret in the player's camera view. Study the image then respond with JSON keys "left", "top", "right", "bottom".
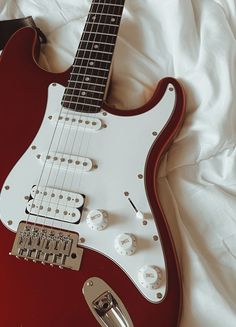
{"left": 81, "top": 32, "right": 116, "bottom": 44}
{"left": 89, "top": 12, "right": 120, "bottom": 17}
{"left": 74, "top": 58, "right": 111, "bottom": 64}
{"left": 67, "top": 82, "right": 106, "bottom": 89}
{"left": 83, "top": 22, "right": 118, "bottom": 35}
{"left": 71, "top": 66, "right": 109, "bottom": 73}
{"left": 63, "top": 94, "right": 103, "bottom": 103}
{"left": 79, "top": 40, "right": 115, "bottom": 47}
{"left": 86, "top": 22, "right": 119, "bottom": 27}
{"left": 76, "top": 49, "right": 113, "bottom": 55}
{"left": 66, "top": 87, "right": 104, "bottom": 94}
{"left": 63, "top": 101, "right": 101, "bottom": 108}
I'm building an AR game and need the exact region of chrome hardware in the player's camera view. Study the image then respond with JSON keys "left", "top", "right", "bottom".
{"left": 10, "top": 222, "right": 83, "bottom": 270}
{"left": 83, "top": 277, "right": 134, "bottom": 327}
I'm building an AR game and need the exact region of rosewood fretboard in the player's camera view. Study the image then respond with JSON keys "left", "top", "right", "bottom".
{"left": 62, "top": 0, "right": 125, "bottom": 113}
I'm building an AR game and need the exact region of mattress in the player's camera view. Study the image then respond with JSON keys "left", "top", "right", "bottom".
{"left": 1, "top": 0, "right": 236, "bottom": 326}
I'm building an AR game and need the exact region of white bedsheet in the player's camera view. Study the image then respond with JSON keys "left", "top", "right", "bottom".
{"left": 1, "top": 0, "right": 236, "bottom": 326}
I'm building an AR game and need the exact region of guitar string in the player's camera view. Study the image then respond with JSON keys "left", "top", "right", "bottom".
{"left": 22, "top": 0, "right": 123, "bottom": 264}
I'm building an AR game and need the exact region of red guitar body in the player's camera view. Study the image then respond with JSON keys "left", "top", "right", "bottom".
{"left": 0, "top": 28, "right": 185, "bottom": 326}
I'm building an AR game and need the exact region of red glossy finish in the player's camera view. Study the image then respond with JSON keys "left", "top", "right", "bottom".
{"left": 0, "top": 28, "right": 185, "bottom": 327}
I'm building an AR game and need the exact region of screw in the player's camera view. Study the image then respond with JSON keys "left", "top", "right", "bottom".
{"left": 102, "top": 112, "right": 107, "bottom": 116}
{"left": 157, "top": 293, "right": 163, "bottom": 299}
{"left": 152, "top": 131, "right": 157, "bottom": 136}
{"left": 31, "top": 145, "right": 37, "bottom": 150}
{"left": 142, "top": 220, "right": 148, "bottom": 226}
{"left": 153, "top": 235, "right": 159, "bottom": 241}
{"left": 7, "top": 220, "right": 13, "bottom": 226}
{"left": 5, "top": 185, "right": 10, "bottom": 190}
{"left": 169, "top": 87, "right": 174, "bottom": 92}
{"left": 87, "top": 280, "right": 93, "bottom": 287}
{"left": 124, "top": 192, "right": 129, "bottom": 196}
{"left": 138, "top": 174, "right": 143, "bottom": 179}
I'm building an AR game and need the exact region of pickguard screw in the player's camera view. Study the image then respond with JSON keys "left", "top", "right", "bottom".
{"left": 48, "top": 116, "right": 52, "bottom": 120}
{"left": 80, "top": 237, "right": 85, "bottom": 243}
{"left": 157, "top": 293, "right": 163, "bottom": 299}
{"left": 124, "top": 192, "right": 129, "bottom": 196}
{"left": 142, "top": 220, "right": 148, "bottom": 226}
{"left": 169, "top": 87, "right": 174, "bottom": 92}
{"left": 152, "top": 131, "right": 157, "bottom": 136}
{"left": 7, "top": 220, "right": 13, "bottom": 226}
{"left": 103, "top": 124, "right": 107, "bottom": 128}
{"left": 87, "top": 280, "right": 94, "bottom": 287}
{"left": 102, "top": 112, "right": 107, "bottom": 116}
{"left": 93, "top": 164, "right": 98, "bottom": 169}
{"left": 52, "top": 83, "right": 57, "bottom": 87}
{"left": 36, "top": 154, "right": 41, "bottom": 159}
{"left": 24, "top": 196, "right": 29, "bottom": 200}
{"left": 138, "top": 174, "right": 143, "bottom": 179}
{"left": 31, "top": 145, "right": 37, "bottom": 150}
{"left": 5, "top": 185, "right": 10, "bottom": 190}
{"left": 153, "top": 235, "right": 159, "bottom": 241}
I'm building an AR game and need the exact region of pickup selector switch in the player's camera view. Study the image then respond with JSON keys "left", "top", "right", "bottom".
{"left": 86, "top": 209, "right": 108, "bottom": 231}
{"left": 114, "top": 233, "right": 137, "bottom": 256}
{"left": 138, "top": 265, "right": 162, "bottom": 290}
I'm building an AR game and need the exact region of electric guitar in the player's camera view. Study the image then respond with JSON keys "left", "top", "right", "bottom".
{"left": 0, "top": 1, "right": 185, "bottom": 326}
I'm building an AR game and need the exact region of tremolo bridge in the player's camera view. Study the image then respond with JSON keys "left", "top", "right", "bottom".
{"left": 10, "top": 221, "right": 83, "bottom": 270}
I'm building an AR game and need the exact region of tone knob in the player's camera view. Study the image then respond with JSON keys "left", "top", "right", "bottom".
{"left": 138, "top": 265, "right": 162, "bottom": 290}
{"left": 114, "top": 233, "right": 137, "bottom": 256}
{"left": 86, "top": 209, "right": 108, "bottom": 231}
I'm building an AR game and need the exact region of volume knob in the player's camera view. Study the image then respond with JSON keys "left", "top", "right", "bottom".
{"left": 138, "top": 265, "right": 162, "bottom": 290}
{"left": 86, "top": 209, "right": 108, "bottom": 231}
{"left": 114, "top": 233, "right": 137, "bottom": 256}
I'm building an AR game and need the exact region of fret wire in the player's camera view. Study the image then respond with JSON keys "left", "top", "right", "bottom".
{"left": 71, "top": 66, "right": 109, "bottom": 72}
{"left": 63, "top": 101, "right": 101, "bottom": 108}
{"left": 89, "top": 12, "right": 120, "bottom": 17}
{"left": 73, "top": 58, "right": 111, "bottom": 64}
{"left": 64, "top": 94, "right": 103, "bottom": 101}
{"left": 66, "top": 88, "right": 104, "bottom": 94}
{"left": 75, "top": 50, "right": 113, "bottom": 55}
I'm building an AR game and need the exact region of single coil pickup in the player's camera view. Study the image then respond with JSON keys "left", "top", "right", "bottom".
{"left": 51, "top": 112, "right": 102, "bottom": 131}
{"left": 30, "top": 186, "right": 84, "bottom": 208}
{"left": 26, "top": 199, "right": 81, "bottom": 223}
{"left": 10, "top": 222, "right": 83, "bottom": 270}
{"left": 40, "top": 152, "right": 93, "bottom": 172}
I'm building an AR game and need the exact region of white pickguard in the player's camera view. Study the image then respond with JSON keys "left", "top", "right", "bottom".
{"left": 0, "top": 83, "right": 176, "bottom": 303}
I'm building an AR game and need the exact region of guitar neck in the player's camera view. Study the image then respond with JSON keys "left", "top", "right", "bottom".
{"left": 62, "top": 0, "right": 125, "bottom": 113}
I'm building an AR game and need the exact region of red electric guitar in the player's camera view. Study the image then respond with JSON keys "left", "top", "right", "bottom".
{"left": 0, "top": 1, "right": 185, "bottom": 326}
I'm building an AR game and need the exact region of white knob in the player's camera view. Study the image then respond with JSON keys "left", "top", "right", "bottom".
{"left": 138, "top": 265, "right": 162, "bottom": 290}
{"left": 86, "top": 209, "right": 108, "bottom": 231}
{"left": 114, "top": 233, "right": 137, "bottom": 256}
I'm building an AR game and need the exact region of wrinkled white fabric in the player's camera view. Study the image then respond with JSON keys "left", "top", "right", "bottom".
{"left": 1, "top": 0, "right": 236, "bottom": 325}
